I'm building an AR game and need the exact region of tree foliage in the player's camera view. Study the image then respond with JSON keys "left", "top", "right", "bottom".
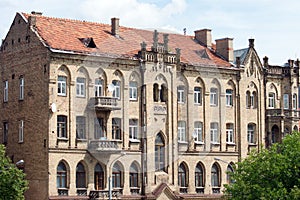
{"left": 224, "top": 132, "right": 300, "bottom": 200}
{"left": 0, "top": 144, "right": 28, "bottom": 200}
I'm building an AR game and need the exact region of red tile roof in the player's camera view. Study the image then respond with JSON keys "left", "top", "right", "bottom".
{"left": 21, "top": 13, "right": 231, "bottom": 67}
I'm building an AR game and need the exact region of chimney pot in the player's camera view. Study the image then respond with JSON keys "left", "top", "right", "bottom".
{"left": 111, "top": 18, "right": 120, "bottom": 36}
{"left": 249, "top": 38, "right": 255, "bottom": 48}
{"left": 194, "top": 29, "right": 212, "bottom": 48}
{"left": 263, "top": 56, "right": 269, "bottom": 67}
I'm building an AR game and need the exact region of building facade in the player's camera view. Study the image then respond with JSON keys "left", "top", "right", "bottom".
{"left": 0, "top": 12, "right": 299, "bottom": 200}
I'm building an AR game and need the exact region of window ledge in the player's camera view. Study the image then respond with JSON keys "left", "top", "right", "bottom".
{"left": 226, "top": 142, "right": 236, "bottom": 146}
{"left": 194, "top": 141, "right": 204, "bottom": 145}
{"left": 248, "top": 143, "right": 257, "bottom": 146}
{"left": 76, "top": 138, "right": 87, "bottom": 142}
{"left": 111, "top": 139, "right": 122, "bottom": 142}
{"left": 129, "top": 98, "right": 138, "bottom": 101}
{"left": 129, "top": 139, "right": 140, "bottom": 143}
{"left": 211, "top": 142, "right": 220, "bottom": 145}
{"left": 57, "top": 137, "right": 68, "bottom": 142}
{"left": 76, "top": 95, "right": 86, "bottom": 98}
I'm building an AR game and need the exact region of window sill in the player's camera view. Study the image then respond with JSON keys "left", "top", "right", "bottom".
{"left": 211, "top": 142, "right": 220, "bottom": 145}
{"left": 57, "top": 137, "right": 68, "bottom": 142}
{"left": 18, "top": 141, "right": 24, "bottom": 144}
{"left": 129, "top": 98, "right": 138, "bottom": 101}
{"left": 111, "top": 139, "right": 122, "bottom": 142}
{"left": 76, "top": 95, "right": 86, "bottom": 98}
{"left": 194, "top": 103, "right": 202, "bottom": 106}
{"left": 129, "top": 139, "right": 140, "bottom": 143}
{"left": 76, "top": 138, "right": 87, "bottom": 142}
{"left": 194, "top": 141, "right": 204, "bottom": 145}
{"left": 226, "top": 105, "right": 233, "bottom": 107}
{"left": 248, "top": 143, "right": 257, "bottom": 146}
{"left": 178, "top": 102, "right": 185, "bottom": 104}
{"left": 226, "top": 142, "right": 236, "bottom": 146}
{"left": 57, "top": 94, "right": 67, "bottom": 97}
{"left": 210, "top": 104, "right": 218, "bottom": 107}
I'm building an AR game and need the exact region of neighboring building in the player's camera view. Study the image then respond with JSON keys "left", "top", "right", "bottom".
{"left": 0, "top": 12, "right": 298, "bottom": 200}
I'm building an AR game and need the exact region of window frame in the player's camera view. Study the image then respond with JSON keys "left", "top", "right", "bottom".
{"left": 19, "top": 120, "right": 24, "bottom": 143}
{"left": 94, "top": 117, "right": 105, "bottom": 139}
{"left": 129, "top": 119, "right": 138, "bottom": 141}
{"left": 129, "top": 163, "right": 139, "bottom": 188}
{"left": 112, "top": 118, "right": 121, "bottom": 140}
{"left": 94, "top": 78, "right": 103, "bottom": 97}
{"left": 76, "top": 163, "right": 86, "bottom": 189}
{"left": 210, "top": 88, "right": 218, "bottom": 106}
{"left": 194, "top": 87, "right": 202, "bottom": 105}
{"left": 195, "top": 163, "right": 204, "bottom": 188}
{"left": 283, "top": 93, "right": 289, "bottom": 109}
{"left": 76, "top": 116, "right": 86, "bottom": 139}
{"left": 4, "top": 80, "right": 8, "bottom": 102}
{"left": 129, "top": 81, "right": 138, "bottom": 100}
{"left": 3, "top": 122, "right": 8, "bottom": 144}
{"left": 57, "top": 115, "right": 67, "bottom": 138}
{"left": 194, "top": 121, "right": 203, "bottom": 143}
{"left": 293, "top": 93, "right": 297, "bottom": 110}
{"left": 247, "top": 124, "right": 256, "bottom": 144}
{"left": 155, "top": 133, "right": 165, "bottom": 172}
{"left": 226, "top": 123, "right": 234, "bottom": 144}
{"left": 268, "top": 92, "right": 275, "bottom": 108}
{"left": 210, "top": 122, "right": 219, "bottom": 144}
{"left": 178, "top": 163, "right": 188, "bottom": 188}
{"left": 57, "top": 162, "right": 68, "bottom": 189}
{"left": 112, "top": 163, "right": 122, "bottom": 188}
{"left": 19, "top": 77, "right": 24, "bottom": 100}
{"left": 76, "top": 77, "right": 86, "bottom": 97}
{"left": 94, "top": 164, "right": 104, "bottom": 190}
{"left": 178, "top": 121, "right": 186, "bottom": 142}
{"left": 177, "top": 85, "right": 185, "bottom": 104}
{"left": 57, "top": 76, "right": 67, "bottom": 96}
{"left": 226, "top": 89, "right": 233, "bottom": 106}
{"left": 211, "top": 164, "right": 220, "bottom": 187}
{"left": 112, "top": 80, "right": 121, "bottom": 99}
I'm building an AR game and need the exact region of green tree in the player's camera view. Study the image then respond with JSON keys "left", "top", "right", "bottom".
{"left": 0, "top": 144, "right": 28, "bottom": 200}
{"left": 224, "top": 132, "right": 300, "bottom": 200}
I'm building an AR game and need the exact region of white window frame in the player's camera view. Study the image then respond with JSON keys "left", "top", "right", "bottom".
{"left": 19, "top": 77, "right": 24, "bottom": 100}
{"left": 129, "top": 81, "right": 138, "bottom": 100}
{"left": 58, "top": 76, "right": 67, "bottom": 96}
{"left": 177, "top": 86, "right": 185, "bottom": 103}
{"left": 226, "top": 123, "right": 234, "bottom": 144}
{"left": 194, "top": 121, "right": 203, "bottom": 143}
{"left": 268, "top": 92, "right": 275, "bottom": 108}
{"left": 247, "top": 124, "right": 255, "bottom": 144}
{"left": 226, "top": 89, "right": 233, "bottom": 106}
{"left": 76, "top": 77, "right": 85, "bottom": 97}
{"left": 94, "top": 78, "right": 103, "bottom": 97}
{"left": 210, "top": 122, "right": 219, "bottom": 144}
{"left": 293, "top": 94, "right": 297, "bottom": 110}
{"left": 4, "top": 80, "right": 8, "bottom": 102}
{"left": 112, "top": 80, "right": 121, "bottom": 99}
{"left": 283, "top": 94, "right": 289, "bottom": 110}
{"left": 19, "top": 120, "right": 24, "bottom": 143}
{"left": 129, "top": 119, "right": 138, "bottom": 141}
{"left": 194, "top": 87, "right": 202, "bottom": 105}
{"left": 178, "top": 121, "right": 186, "bottom": 142}
{"left": 210, "top": 88, "right": 218, "bottom": 106}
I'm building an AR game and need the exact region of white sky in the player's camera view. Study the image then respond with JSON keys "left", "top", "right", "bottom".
{"left": 0, "top": 0, "right": 299, "bottom": 65}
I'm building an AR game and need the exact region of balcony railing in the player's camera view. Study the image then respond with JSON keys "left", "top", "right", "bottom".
{"left": 91, "top": 97, "right": 121, "bottom": 111}
{"left": 130, "top": 187, "right": 140, "bottom": 195}
{"left": 88, "top": 140, "right": 121, "bottom": 153}
{"left": 196, "top": 187, "right": 205, "bottom": 194}
{"left": 89, "top": 189, "right": 123, "bottom": 199}
{"left": 267, "top": 109, "right": 300, "bottom": 118}
{"left": 179, "top": 187, "right": 188, "bottom": 194}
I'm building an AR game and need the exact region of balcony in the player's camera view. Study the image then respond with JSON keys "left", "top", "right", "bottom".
{"left": 90, "top": 97, "right": 121, "bottom": 111}
{"left": 266, "top": 109, "right": 282, "bottom": 117}
{"left": 267, "top": 109, "right": 300, "bottom": 118}
{"left": 88, "top": 140, "right": 122, "bottom": 154}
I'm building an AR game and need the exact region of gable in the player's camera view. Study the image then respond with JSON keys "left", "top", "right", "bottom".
{"left": 243, "top": 48, "right": 264, "bottom": 78}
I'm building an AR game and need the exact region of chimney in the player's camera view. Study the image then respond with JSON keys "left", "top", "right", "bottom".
{"left": 28, "top": 16, "right": 36, "bottom": 28}
{"left": 249, "top": 38, "right": 255, "bottom": 48}
{"left": 194, "top": 29, "right": 212, "bottom": 48}
{"left": 215, "top": 38, "right": 233, "bottom": 62}
{"left": 31, "top": 11, "right": 43, "bottom": 15}
{"left": 111, "top": 18, "right": 120, "bottom": 37}
{"left": 263, "top": 56, "right": 269, "bottom": 67}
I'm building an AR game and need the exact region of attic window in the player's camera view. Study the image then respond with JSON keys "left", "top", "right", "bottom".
{"left": 195, "top": 49, "right": 210, "bottom": 59}
{"left": 79, "top": 37, "right": 96, "bottom": 48}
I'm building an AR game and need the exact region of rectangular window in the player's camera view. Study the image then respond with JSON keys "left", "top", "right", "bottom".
{"left": 76, "top": 77, "right": 85, "bottom": 97}
{"left": 194, "top": 121, "right": 203, "bottom": 143}
{"left": 129, "top": 81, "right": 138, "bottom": 100}
{"left": 112, "top": 118, "right": 121, "bottom": 140}
{"left": 76, "top": 116, "right": 86, "bottom": 139}
{"left": 129, "top": 119, "right": 138, "bottom": 140}
{"left": 95, "top": 78, "right": 103, "bottom": 97}
{"left": 177, "top": 86, "right": 185, "bottom": 103}
{"left": 210, "top": 88, "right": 218, "bottom": 106}
{"left": 57, "top": 116, "right": 67, "bottom": 138}
{"left": 226, "top": 89, "right": 233, "bottom": 106}
{"left": 112, "top": 80, "right": 120, "bottom": 99}
{"left": 58, "top": 76, "right": 67, "bottom": 96}
{"left": 178, "top": 121, "right": 186, "bottom": 142}
{"left": 194, "top": 87, "right": 202, "bottom": 105}
{"left": 19, "top": 77, "right": 24, "bottom": 100}
{"left": 4, "top": 80, "right": 8, "bottom": 102}
{"left": 268, "top": 93, "right": 275, "bottom": 108}
{"left": 94, "top": 118, "right": 105, "bottom": 139}
{"left": 210, "top": 122, "right": 219, "bottom": 143}
{"left": 19, "top": 120, "right": 24, "bottom": 143}
{"left": 283, "top": 94, "right": 289, "bottom": 109}
{"left": 293, "top": 94, "right": 297, "bottom": 110}
{"left": 3, "top": 122, "right": 8, "bottom": 144}
{"left": 247, "top": 124, "right": 255, "bottom": 144}
{"left": 226, "top": 123, "right": 234, "bottom": 144}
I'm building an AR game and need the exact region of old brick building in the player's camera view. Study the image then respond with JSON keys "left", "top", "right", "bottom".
{"left": 0, "top": 12, "right": 299, "bottom": 200}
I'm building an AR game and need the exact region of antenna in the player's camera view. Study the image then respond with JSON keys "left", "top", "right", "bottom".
{"left": 50, "top": 103, "right": 57, "bottom": 113}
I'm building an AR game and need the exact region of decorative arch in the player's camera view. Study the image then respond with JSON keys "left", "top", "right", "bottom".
{"left": 76, "top": 161, "right": 87, "bottom": 189}
{"left": 76, "top": 66, "right": 90, "bottom": 81}
{"left": 271, "top": 124, "right": 280, "bottom": 144}
{"left": 293, "top": 125, "right": 298, "bottom": 132}
{"left": 129, "top": 161, "right": 140, "bottom": 188}
{"left": 94, "top": 163, "right": 105, "bottom": 190}
{"left": 155, "top": 132, "right": 166, "bottom": 172}
{"left": 153, "top": 74, "right": 168, "bottom": 103}
{"left": 178, "top": 162, "right": 189, "bottom": 189}
{"left": 56, "top": 160, "right": 70, "bottom": 189}
{"left": 112, "top": 161, "right": 124, "bottom": 188}
{"left": 195, "top": 162, "right": 205, "bottom": 189}
{"left": 211, "top": 162, "right": 221, "bottom": 188}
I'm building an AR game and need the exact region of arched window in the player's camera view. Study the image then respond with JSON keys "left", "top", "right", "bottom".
{"left": 211, "top": 163, "right": 220, "bottom": 190}
{"left": 226, "top": 164, "right": 234, "bottom": 184}
{"left": 293, "top": 93, "right": 297, "bottom": 109}
{"left": 153, "top": 83, "right": 159, "bottom": 102}
{"left": 195, "top": 163, "right": 204, "bottom": 193}
{"left": 252, "top": 91, "right": 257, "bottom": 108}
{"left": 76, "top": 163, "right": 86, "bottom": 188}
{"left": 94, "top": 163, "right": 104, "bottom": 190}
{"left": 112, "top": 163, "right": 122, "bottom": 188}
{"left": 155, "top": 133, "right": 165, "bottom": 172}
{"left": 160, "top": 84, "right": 167, "bottom": 102}
{"left": 293, "top": 125, "right": 298, "bottom": 132}
{"left": 57, "top": 162, "right": 67, "bottom": 188}
{"left": 129, "top": 163, "right": 139, "bottom": 188}
{"left": 271, "top": 125, "right": 280, "bottom": 144}
{"left": 178, "top": 163, "right": 188, "bottom": 193}
{"left": 246, "top": 91, "right": 251, "bottom": 108}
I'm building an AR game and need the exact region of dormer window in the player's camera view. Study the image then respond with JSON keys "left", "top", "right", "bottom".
{"left": 79, "top": 37, "right": 96, "bottom": 48}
